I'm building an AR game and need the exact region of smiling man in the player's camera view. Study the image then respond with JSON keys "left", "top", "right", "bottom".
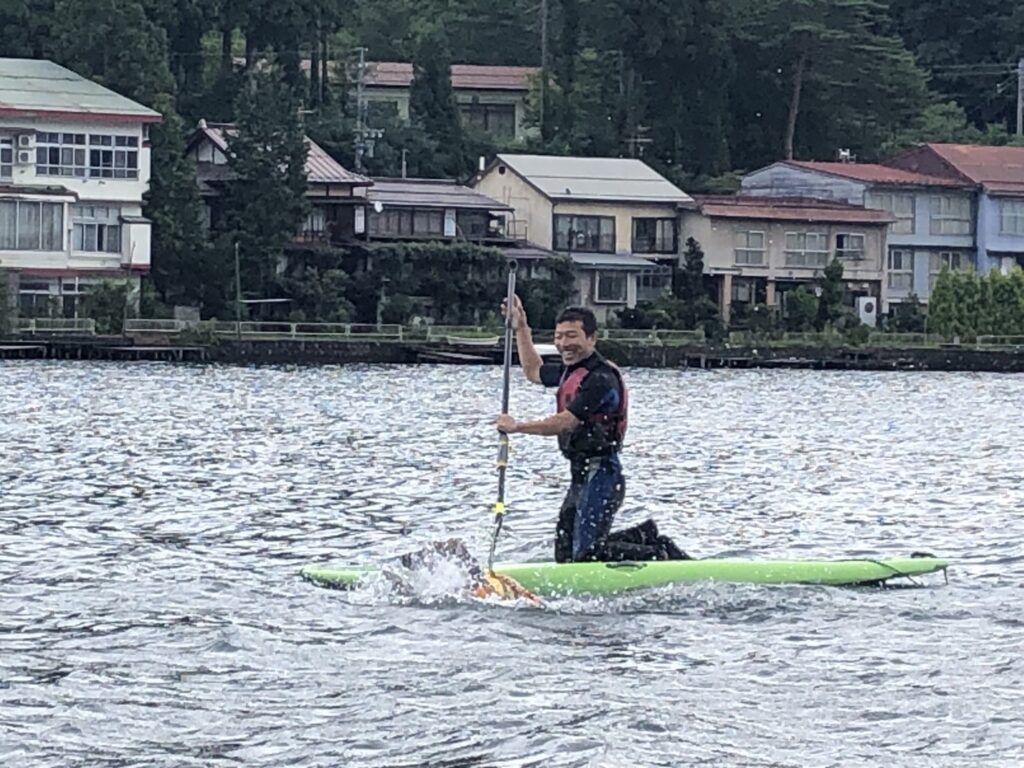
{"left": 496, "top": 298, "right": 688, "bottom": 563}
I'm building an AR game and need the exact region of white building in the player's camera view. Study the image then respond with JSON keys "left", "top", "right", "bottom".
{"left": 0, "top": 58, "right": 160, "bottom": 317}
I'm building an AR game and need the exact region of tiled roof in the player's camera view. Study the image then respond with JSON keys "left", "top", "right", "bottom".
{"left": 365, "top": 177, "right": 511, "bottom": 210}
{"left": 787, "top": 161, "right": 967, "bottom": 188}
{"left": 0, "top": 57, "right": 161, "bottom": 123}
{"left": 493, "top": 154, "right": 693, "bottom": 204}
{"left": 694, "top": 195, "right": 896, "bottom": 224}
{"left": 189, "top": 121, "right": 370, "bottom": 186}
{"left": 364, "top": 62, "right": 536, "bottom": 91}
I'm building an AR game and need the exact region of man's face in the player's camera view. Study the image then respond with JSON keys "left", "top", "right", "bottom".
{"left": 554, "top": 320, "right": 596, "bottom": 365}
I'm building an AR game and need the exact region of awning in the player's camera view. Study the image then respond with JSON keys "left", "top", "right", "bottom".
{"left": 570, "top": 252, "right": 670, "bottom": 271}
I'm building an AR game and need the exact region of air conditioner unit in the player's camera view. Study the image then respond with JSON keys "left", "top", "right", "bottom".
{"left": 856, "top": 295, "right": 878, "bottom": 327}
{"left": 18, "top": 133, "right": 35, "bottom": 149}
{"left": 15, "top": 150, "right": 33, "bottom": 165}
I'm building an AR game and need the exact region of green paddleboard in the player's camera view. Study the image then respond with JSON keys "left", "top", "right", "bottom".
{"left": 300, "top": 556, "right": 948, "bottom": 597}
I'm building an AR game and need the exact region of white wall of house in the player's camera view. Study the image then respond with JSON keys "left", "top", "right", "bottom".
{"left": 474, "top": 165, "right": 554, "bottom": 246}
{"left": 0, "top": 116, "right": 153, "bottom": 314}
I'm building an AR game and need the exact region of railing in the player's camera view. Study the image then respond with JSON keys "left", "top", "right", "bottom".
{"left": 123, "top": 319, "right": 405, "bottom": 341}
{"left": 976, "top": 335, "right": 1024, "bottom": 349}
{"left": 17, "top": 318, "right": 96, "bottom": 335}
{"left": 601, "top": 328, "right": 705, "bottom": 345}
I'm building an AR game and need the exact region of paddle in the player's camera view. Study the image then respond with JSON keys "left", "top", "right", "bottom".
{"left": 479, "top": 260, "right": 541, "bottom": 604}
{"left": 487, "top": 258, "right": 517, "bottom": 570}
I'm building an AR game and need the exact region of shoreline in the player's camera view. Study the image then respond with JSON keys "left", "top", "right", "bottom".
{"left": 4, "top": 336, "right": 1024, "bottom": 372}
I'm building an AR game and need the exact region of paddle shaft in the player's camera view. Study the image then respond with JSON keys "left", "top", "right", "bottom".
{"left": 488, "top": 260, "right": 517, "bottom": 570}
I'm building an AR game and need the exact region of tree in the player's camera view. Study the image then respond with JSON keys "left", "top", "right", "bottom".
{"left": 222, "top": 67, "right": 310, "bottom": 300}
{"left": 816, "top": 258, "right": 845, "bottom": 329}
{"left": 739, "top": 0, "right": 930, "bottom": 162}
{"left": 784, "top": 286, "right": 818, "bottom": 331}
{"left": 408, "top": 26, "right": 467, "bottom": 178}
{"left": 145, "top": 94, "right": 207, "bottom": 306}
{"left": 676, "top": 237, "right": 719, "bottom": 331}
{"left": 50, "top": 0, "right": 175, "bottom": 107}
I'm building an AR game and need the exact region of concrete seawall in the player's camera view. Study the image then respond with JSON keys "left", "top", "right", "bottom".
{"left": 5, "top": 336, "right": 1024, "bottom": 372}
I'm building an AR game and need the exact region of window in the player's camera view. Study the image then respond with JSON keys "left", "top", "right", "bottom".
{"left": 457, "top": 210, "right": 489, "bottom": 238}
{"left": 0, "top": 200, "right": 63, "bottom": 251}
{"left": 929, "top": 251, "right": 965, "bottom": 288}
{"left": 365, "top": 100, "right": 399, "bottom": 125}
{"left": 865, "top": 191, "right": 915, "bottom": 234}
{"left": 734, "top": 231, "right": 765, "bottom": 265}
{"left": 36, "top": 132, "right": 138, "bottom": 179}
{"left": 300, "top": 207, "right": 326, "bottom": 238}
{"left": 35, "top": 132, "right": 88, "bottom": 177}
{"left": 1000, "top": 200, "right": 1024, "bottom": 236}
{"left": 553, "top": 215, "right": 615, "bottom": 253}
{"left": 784, "top": 232, "right": 829, "bottom": 267}
{"left": 367, "top": 208, "right": 446, "bottom": 237}
{"left": 460, "top": 103, "right": 516, "bottom": 140}
{"left": 930, "top": 196, "right": 971, "bottom": 235}
{"left": 836, "top": 233, "right": 865, "bottom": 260}
{"left": 413, "top": 209, "right": 443, "bottom": 236}
{"left": 632, "top": 218, "right": 676, "bottom": 253}
{"left": 637, "top": 267, "right": 671, "bottom": 300}
{"left": 72, "top": 205, "right": 121, "bottom": 253}
{"left": 0, "top": 137, "right": 11, "bottom": 179}
{"left": 888, "top": 249, "right": 914, "bottom": 290}
{"left": 595, "top": 271, "right": 627, "bottom": 303}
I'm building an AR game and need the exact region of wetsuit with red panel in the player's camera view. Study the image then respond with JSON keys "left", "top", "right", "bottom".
{"left": 540, "top": 351, "right": 688, "bottom": 563}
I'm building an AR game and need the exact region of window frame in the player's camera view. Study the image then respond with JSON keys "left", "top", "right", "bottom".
{"left": 0, "top": 137, "right": 12, "bottom": 179}
{"left": 784, "top": 231, "right": 830, "bottom": 267}
{"left": 0, "top": 199, "right": 64, "bottom": 251}
{"left": 929, "top": 195, "right": 972, "bottom": 235}
{"left": 835, "top": 232, "right": 866, "bottom": 260}
{"left": 594, "top": 270, "right": 629, "bottom": 304}
{"left": 553, "top": 214, "right": 616, "bottom": 253}
{"left": 631, "top": 217, "right": 677, "bottom": 254}
{"left": 887, "top": 249, "right": 914, "bottom": 290}
{"left": 866, "top": 191, "right": 915, "bottom": 235}
{"left": 999, "top": 199, "right": 1024, "bottom": 236}
{"left": 734, "top": 230, "right": 765, "bottom": 266}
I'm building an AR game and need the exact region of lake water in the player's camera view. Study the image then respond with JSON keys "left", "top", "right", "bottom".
{"left": 1, "top": 361, "right": 1022, "bottom": 767}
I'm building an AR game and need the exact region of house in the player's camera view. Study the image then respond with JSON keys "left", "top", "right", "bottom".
{"left": 473, "top": 154, "right": 693, "bottom": 323}
{"left": 185, "top": 119, "right": 372, "bottom": 241}
{"left": 360, "top": 62, "right": 537, "bottom": 142}
{"left": 0, "top": 58, "right": 161, "bottom": 318}
{"left": 740, "top": 160, "right": 975, "bottom": 308}
{"left": 680, "top": 196, "right": 894, "bottom": 324}
{"left": 187, "top": 121, "right": 524, "bottom": 250}
{"left": 884, "top": 144, "right": 1024, "bottom": 275}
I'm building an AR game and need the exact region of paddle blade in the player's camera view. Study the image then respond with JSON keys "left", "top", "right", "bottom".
{"left": 473, "top": 570, "right": 543, "bottom": 605}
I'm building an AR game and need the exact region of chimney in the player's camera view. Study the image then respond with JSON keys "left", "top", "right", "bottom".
{"left": 479, "top": 155, "right": 487, "bottom": 172}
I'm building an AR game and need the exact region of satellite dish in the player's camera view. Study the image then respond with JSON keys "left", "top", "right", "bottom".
{"left": 372, "top": 201, "right": 384, "bottom": 214}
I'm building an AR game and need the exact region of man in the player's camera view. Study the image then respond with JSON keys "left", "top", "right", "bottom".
{"left": 496, "top": 298, "right": 688, "bottom": 563}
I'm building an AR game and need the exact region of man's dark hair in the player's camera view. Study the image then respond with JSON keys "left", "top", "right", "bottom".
{"left": 555, "top": 306, "right": 598, "bottom": 337}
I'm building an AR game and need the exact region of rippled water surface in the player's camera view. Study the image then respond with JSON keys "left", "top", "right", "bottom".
{"left": 1, "top": 361, "right": 1022, "bottom": 767}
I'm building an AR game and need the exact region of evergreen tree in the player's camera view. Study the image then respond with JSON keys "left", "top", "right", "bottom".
{"left": 408, "top": 26, "right": 467, "bottom": 178}
{"left": 50, "top": 0, "right": 174, "bottom": 107}
{"left": 144, "top": 94, "right": 207, "bottom": 306}
{"left": 222, "top": 67, "right": 310, "bottom": 300}
{"left": 816, "top": 258, "right": 845, "bottom": 329}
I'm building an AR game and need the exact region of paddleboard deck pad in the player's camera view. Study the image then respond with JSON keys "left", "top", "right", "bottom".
{"left": 300, "top": 556, "right": 948, "bottom": 598}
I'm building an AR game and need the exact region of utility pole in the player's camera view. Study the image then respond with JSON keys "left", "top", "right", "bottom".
{"left": 1017, "top": 58, "right": 1023, "bottom": 137}
{"left": 540, "top": 0, "right": 548, "bottom": 139}
{"left": 234, "top": 241, "right": 242, "bottom": 341}
{"left": 354, "top": 46, "right": 368, "bottom": 173}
